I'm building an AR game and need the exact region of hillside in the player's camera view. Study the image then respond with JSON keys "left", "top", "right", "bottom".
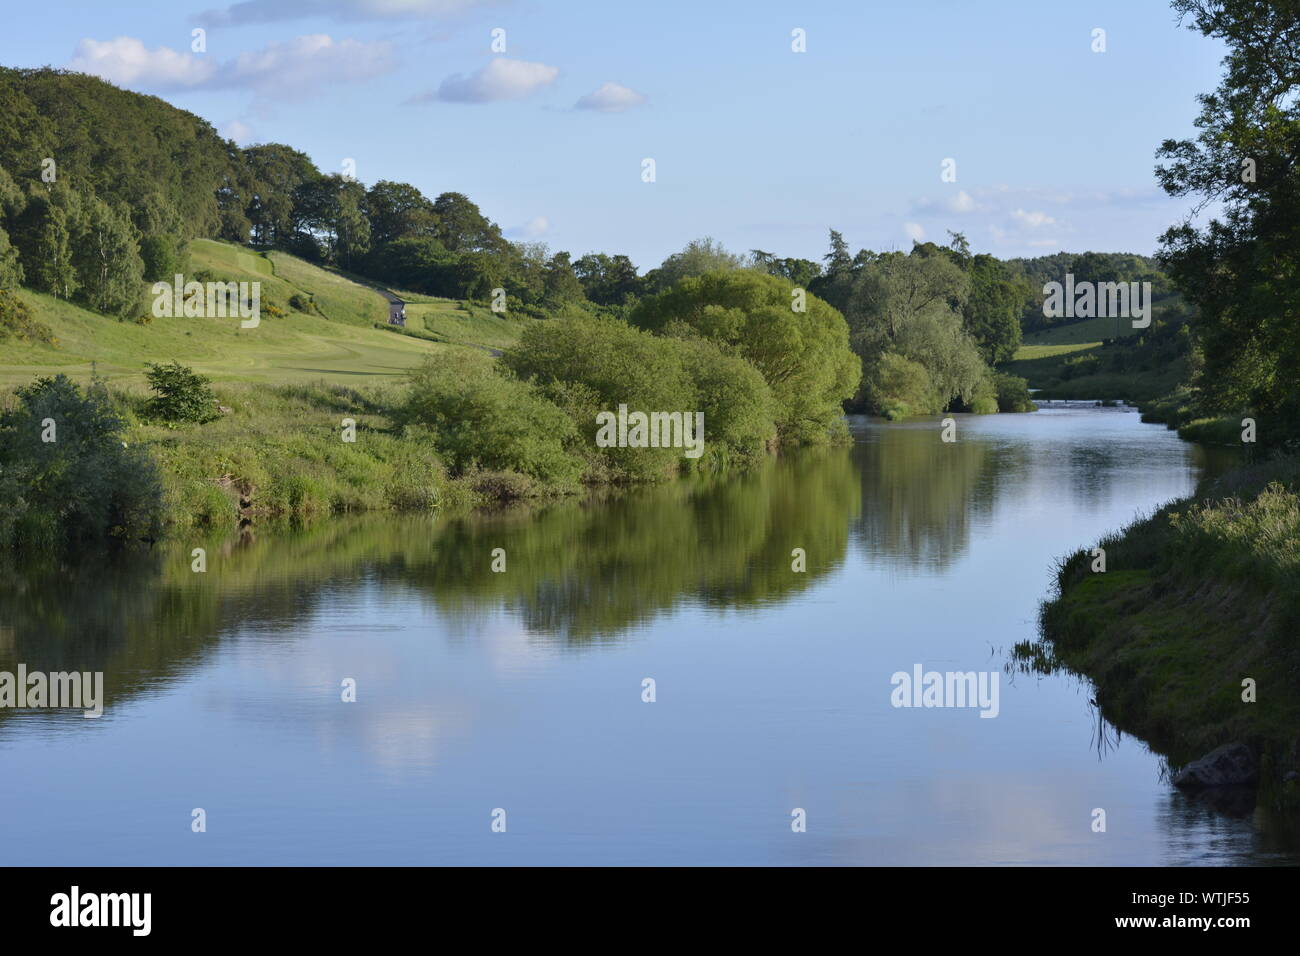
{"left": 0, "top": 239, "right": 525, "bottom": 389}
{"left": 999, "top": 310, "right": 1190, "bottom": 403}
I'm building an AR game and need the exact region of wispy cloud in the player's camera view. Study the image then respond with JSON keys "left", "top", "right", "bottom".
{"left": 225, "top": 34, "right": 395, "bottom": 95}
{"left": 411, "top": 57, "right": 558, "bottom": 104}
{"left": 198, "top": 0, "right": 503, "bottom": 28}
{"left": 220, "top": 119, "right": 256, "bottom": 144}
{"left": 1010, "top": 208, "right": 1056, "bottom": 229}
{"left": 574, "top": 81, "right": 646, "bottom": 113}
{"left": 68, "top": 34, "right": 396, "bottom": 97}
{"left": 505, "top": 216, "right": 550, "bottom": 238}
{"left": 907, "top": 186, "right": 1071, "bottom": 249}
{"left": 913, "top": 189, "right": 982, "bottom": 216}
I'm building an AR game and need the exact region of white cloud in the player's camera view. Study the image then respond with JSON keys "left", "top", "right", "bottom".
{"left": 1010, "top": 208, "right": 1057, "bottom": 229}
{"left": 68, "top": 33, "right": 395, "bottom": 98}
{"left": 200, "top": 0, "right": 500, "bottom": 27}
{"left": 225, "top": 34, "right": 395, "bottom": 95}
{"left": 914, "top": 189, "right": 982, "bottom": 216}
{"left": 68, "top": 37, "right": 217, "bottom": 90}
{"left": 221, "top": 119, "right": 256, "bottom": 143}
{"left": 907, "top": 187, "right": 1077, "bottom": 252}
{"left": 417, "top": 57, "right": 559, "bottom": 104}
{"left": 574, "top": 81, "right": 646, "bottom": 113}
{"left": 505, "top": 216, "right": 550, "bottom": 238}
{"left": 903, "top": 222, "right": 926, "bottom": 242}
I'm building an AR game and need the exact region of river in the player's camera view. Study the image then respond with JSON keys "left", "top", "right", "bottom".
{"left": 1, "top": 404, "right": 1294, "bottom": 865}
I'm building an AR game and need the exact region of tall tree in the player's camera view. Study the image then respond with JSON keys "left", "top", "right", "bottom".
{"left": 16, "top": 187, "right": 77, "bottom": 300}
{"left": 542, "top": 251, "right": 586, "bottom": 307}
{"left": 645, "top": 237, "right": 743, "bottom": 293}
{"left": 71, "top": 195, "right": 144, "bottom": 318}
{"left": 574, "top": 252, "right": 641, "bottom": 306}
{"left": 1156, "top": 0, "right": 1300, "bottom": 429}
{"left": 433, "top": 192, "right": 505, "bottom": 254}
{"left": 244, "top": 144, "right": 320, "bottom": 246}
{"left": 962, "top": 254, "right": 1029, "bottom": 364}
{"left": 366, "top": 180, "right": 438, "bottom": 246}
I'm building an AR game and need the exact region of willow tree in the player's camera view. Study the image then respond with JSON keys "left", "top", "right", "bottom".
{"left": 631, "top": 269, "right": 860, "bottom": 445}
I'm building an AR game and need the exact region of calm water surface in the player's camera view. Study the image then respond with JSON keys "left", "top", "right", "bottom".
{"left": 2, "top": 404, "right": 1293, "bottom": 865}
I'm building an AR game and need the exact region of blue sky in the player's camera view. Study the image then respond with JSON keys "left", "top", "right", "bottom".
{"left": 1, "top": 0, "right": 1226, "bottom": 269}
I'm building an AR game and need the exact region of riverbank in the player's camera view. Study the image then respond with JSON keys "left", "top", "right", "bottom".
{"left": 1021, "top": 452, "right": 1300, "bottom": 811}
{"left": 141, "top": 380, "right": 482, "bottom": 530}
{"left": 1136, "top": 385, "right": 1256, "bottom": 445}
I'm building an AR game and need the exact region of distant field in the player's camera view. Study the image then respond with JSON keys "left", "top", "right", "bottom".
{"left": 1001, "top": 313, "right": 1184, "bottom": 403}
{"left": 1019, "top": 314, "right": 1142, "bottom": 350}
{"left": 1013, "top": 342, "right": 1096, "bottom": 361}
{"left": 1013, "top": 316, "right": 1138, "bottom": 356}
{"left": 1004, "top": 314, "right": 1143, "bottom": 377}
{"left": 0, "top": 240, "right": 518, "bottom": 390}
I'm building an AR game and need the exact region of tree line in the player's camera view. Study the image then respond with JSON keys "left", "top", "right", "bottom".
{"left": 0, "top": 63, "right": 1205, "bottom": 425}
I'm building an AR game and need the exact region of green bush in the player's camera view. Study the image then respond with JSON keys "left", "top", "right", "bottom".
{"left": 139, "top": 235, "right": 186, "bottom": 283}
{"left": 1177, "top": 415, "right": 1249, "bottom": 445}
{"left": 397, "top": 350, "right": 582, "bottom": 486}
{"left": 669, "top": 335, "right": 778, "bottom": 459}
{"left": 0, "top": 288, "right": 53, "bottom": 343}
{"left": 467, "top": 467, "right": 538, "bottom": 502}
{"left": 630, "top": 270, "right": 859, "bottom": 445}
{"left": 993, "top": 371, "right": 1036, "bottom": 412}
{"left": 144, "top": 361, "right": 219, "bottom": 424}
{"left": 505, "top": 315, "right": 701, "bottom": 481}
{"left": 0, "top": 374, "right": 164, "bottom": 551}
{"left": 864, "top": 352, "right": 941, "bottom": 420}
{"left": 505, "top": 315, "right": 777, "bottom": 479}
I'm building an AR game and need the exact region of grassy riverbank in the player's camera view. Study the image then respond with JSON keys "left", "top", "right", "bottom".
{"left": 138, "top": 381, "right": 480, "bottom": 529}
{"left": 1022, "top": 454, "right": 1300, "bottom": 807}
{"left": 1136, "top": 385, "right": 1255, "bottom": 446}
{"left": 0, "top": 264, "right": 868, "bottom": 549}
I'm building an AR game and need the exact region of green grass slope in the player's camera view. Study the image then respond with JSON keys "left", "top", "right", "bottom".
{"left": 0, "top": 240, "right": 447, "bottom": 388}
{"left": 403, "top": 300, "right": 528, "bottom": 351}
{"left": 0, "top": 239, "right": 533, "bottom": 389}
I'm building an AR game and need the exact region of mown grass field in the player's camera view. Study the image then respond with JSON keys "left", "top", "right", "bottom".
{"left": 1000, "top": 313, "right": 1177, "bottom": 402}
{"left": 1021, "top": 313, "right": 1142, "bottom": 348}
{"left": 404, "top": 301, "right": 529, "bottom": 351}
{"left": 1006, "top": 314, "right": 1143, "bottom": 365}
{"left": 0, "top": 240, "right": 525, "bottom": 390}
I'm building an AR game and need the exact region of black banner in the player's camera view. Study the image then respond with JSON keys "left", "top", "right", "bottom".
{"left": 2, "top": 865, "right": 1284, "bottom": 941}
